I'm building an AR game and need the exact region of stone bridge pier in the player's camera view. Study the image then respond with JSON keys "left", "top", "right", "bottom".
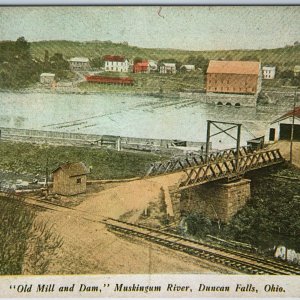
{"left": 168, "top": 179, "right": 251, "bottom": 224}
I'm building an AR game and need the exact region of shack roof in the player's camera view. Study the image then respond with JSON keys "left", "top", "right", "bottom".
{"left": 40, "top": 73, "right": 55, "bottom": 77}
{"left": 52, "top": 162, "right": 89, "bottom": 177}
{"left": 104, "top": 55, "right": 126, "bottom": 62}
{"left": 294, "top": 66, "right": 300, "bottom": 72}
{"left": 69, "top": 57, "right": 89, "bottom": 63}
{"left": 262, "top": 66, "right": 276, "bottom": 70}
{"left": 134, "top": 61, "right": 149, "bottom": 67}
{"left": 207, "top": 60, "right": 260, "bottom": 75}
{"left": 271, "top": 106, "right": 300, "bottom": 124}
{"left": 180, "top": 65, "right": 195, "bottom": 69}
{"left": 162, "top": 63, "right": 176, "bottom": 67}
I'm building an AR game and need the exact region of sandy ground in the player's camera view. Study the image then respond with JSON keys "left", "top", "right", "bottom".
{"left": 35, "top": 173, "right": 236, "bottom": 275}
{"left": 79, "top": 172, "right": 186, "bottom": 218}
{"left": 268, "top": 140, "right": 300, "bottom": 168}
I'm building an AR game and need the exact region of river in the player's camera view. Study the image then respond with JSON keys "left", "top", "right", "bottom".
{"left": 0, "top": 91, "right": 290, "bottom": 149}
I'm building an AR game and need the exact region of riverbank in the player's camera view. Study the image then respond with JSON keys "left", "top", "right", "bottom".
{"left": 1, "top": 82, "right": 298, "bottom": 109}
{"left": 0, "top": 71, "right": 204, "bottom": 97}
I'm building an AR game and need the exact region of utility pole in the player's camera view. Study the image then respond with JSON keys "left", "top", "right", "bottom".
{"left": 205, "top": 120, "right": 211, "bottom": 163}
{"left": 290, "top": 89, "right": 297, "bottom": 164}
{"left": 236, "top": 124, "right": 242, "bottom": 172}
{"left": 46, "top": 156, "right": 49, "bottom": 196}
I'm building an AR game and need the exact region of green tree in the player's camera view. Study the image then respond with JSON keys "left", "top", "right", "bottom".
{"left": 49, "top": 53, "right": 69, "bottom": 80}
{"left": 15, "top": 37, "right": 30, "bottom": 60}
{"left": 185, "top": 213, "right": 212, "bottom": 237}
{"left": 0, "top": 196, "right": 63, "bottom": 275}
{"left": 0, "top": 37, "right": 42, "bottom": 89}
{"left": 133, "top": 57, "right": 143, "bottom": 64}
{"left": 185, "top": 55, "right": 209, "bottom": 73}
{"left": 90, "top": 57, "right": 104, "bottom": 69}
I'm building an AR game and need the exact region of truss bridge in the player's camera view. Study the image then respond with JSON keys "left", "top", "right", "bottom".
{"left": 147, "top": 146, "right": 253, "bottom": 177}
{"left": 178, "top": 148, "right": 284, "bottom": 190}
{"left": 144, "top": 121, "right": 285, "bottom": 223}
{"left": 146, "top": 147, "right": 284, "bottom": 190}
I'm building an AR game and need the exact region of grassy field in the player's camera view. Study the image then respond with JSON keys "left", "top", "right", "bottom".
{"left": 79, "top": 71, "right": 204, "bottom": 93}
{"left": 31, "top": 40, "right": 300, "bottom": 70}
{"left": 0, "top": 141, "right": 164, "bottom": 180}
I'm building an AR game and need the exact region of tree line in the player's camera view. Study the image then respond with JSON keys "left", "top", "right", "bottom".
{"left": 0, "top": 37, "right": 70, "bottom": 89}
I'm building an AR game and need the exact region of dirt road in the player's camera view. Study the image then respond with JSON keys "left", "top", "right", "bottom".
{"left": 35, "top": 175, "right": 236, "bottom": 275}
{"left": 268, "top": 141, "right": 300, "bottom": 168}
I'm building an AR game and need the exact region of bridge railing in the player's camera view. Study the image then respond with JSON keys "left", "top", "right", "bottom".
{"left": 178, "top": 148, "right": 284, "bottom": 190}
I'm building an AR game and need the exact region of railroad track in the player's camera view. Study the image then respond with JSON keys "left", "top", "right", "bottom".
{"left": 105, "top": 218, "right": 300, "bottom": 275}
{"left": 2, "top": 192, "right": 299, "bottom": 275}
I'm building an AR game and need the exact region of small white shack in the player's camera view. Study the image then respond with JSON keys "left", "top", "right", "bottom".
{"left": 160, "top": 63, "right": 176, "bottom": 74}
{"left": 262, "top": 66, "right": 276, "bottom": 79}
{"left": 69, "top": 57, "right": 90, "bottom": 71}
{"left": 40, "top": 73, "right": 55, "bottom": 84}
{"left": 180, "top": 65, "right": 195, "bottom": 72}
{"left": 266, "top": 106, "right": 300, "bottom": 142}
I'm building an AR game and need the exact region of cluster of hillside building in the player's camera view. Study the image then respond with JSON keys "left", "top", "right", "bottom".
{"left": 66, "top": 55, "right": 180, "bottom": 74}
{"left": 40, "top": 55, "right": 300, "bottom": 98}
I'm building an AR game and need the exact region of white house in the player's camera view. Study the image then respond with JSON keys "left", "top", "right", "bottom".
{"left": 40, "top": 73, "right": 55, "bottom": 84}
{"left": 160, "top": 63, "right": 177, "bottom": 74}
{"left": 180, "top": 65, "right": 195, "bottom": 72}
{"left": 266, "top": 106, "right": 300, "bottom": 143}
{"left": 69, "top": 57, "right": 90, "bottom": 71}
{"left": 262, "top": 66, "right": 276, "bottom": 79}
{"left": 104, "top": 55, "right": 129, "bottom": 73}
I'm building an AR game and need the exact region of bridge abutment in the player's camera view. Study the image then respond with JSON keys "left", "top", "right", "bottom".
{"left": 179, "top": 179, "right": 251, "bottom": 223}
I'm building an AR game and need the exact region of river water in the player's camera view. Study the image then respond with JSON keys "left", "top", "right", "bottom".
{"left": 0, "top": 91, "right": 290, "bottom": 149}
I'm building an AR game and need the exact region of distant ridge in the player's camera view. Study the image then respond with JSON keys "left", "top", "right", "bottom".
{"left": 28, "top": 39, "right": 300, "bottom": 69}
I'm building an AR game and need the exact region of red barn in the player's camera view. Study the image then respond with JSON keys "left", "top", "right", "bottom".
{"left": 85, "top": 75, "right": 134, "bottom": 85}
{"left": 133, "top": 61, "right": 150, "bottom": 73}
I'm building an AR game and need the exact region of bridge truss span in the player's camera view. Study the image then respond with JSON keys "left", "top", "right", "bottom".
{"left": 179, "top": 148, "right": 284, "bottom": 190}
{"left": 146, "top": 146, "right": 254, "bottom": 177}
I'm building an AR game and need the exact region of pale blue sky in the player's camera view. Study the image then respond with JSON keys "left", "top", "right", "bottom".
{"left": 0, "top": 6, "right": 299, "bottom": 50}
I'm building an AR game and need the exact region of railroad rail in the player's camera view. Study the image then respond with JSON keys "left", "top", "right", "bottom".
{"left": 2, "top": 191, "right": 299, "bottom": 275}
{"left": 105, "top": 218, "right": 300, "bottom": 275}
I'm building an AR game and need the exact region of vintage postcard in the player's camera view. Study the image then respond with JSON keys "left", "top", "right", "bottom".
{"left": 0, "top": 5, "right": 299, "bottom": 298}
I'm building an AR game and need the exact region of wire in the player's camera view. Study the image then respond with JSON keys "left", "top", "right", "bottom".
{"left": 242, "top": 124, "right": 257, "bottom": 139}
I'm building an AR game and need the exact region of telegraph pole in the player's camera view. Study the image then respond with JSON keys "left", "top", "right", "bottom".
{"left": 236, "top": 124, "right": 242, "bottom": 172}
{"left": 290, "top": 89, "right": 297, "bottom": 164}
{"left": 205, "top": 120, "right": 211, "bottom": 163}
{"left": 45, "top": 156, "right": 49, "bottom": 196}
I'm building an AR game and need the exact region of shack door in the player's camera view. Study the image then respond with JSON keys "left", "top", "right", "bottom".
{"left": 279, "top": 124, "right": 300, "bottom": 141}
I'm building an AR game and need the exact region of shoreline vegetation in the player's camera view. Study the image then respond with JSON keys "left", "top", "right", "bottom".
{"left": 0, "top": 195, "right": 63, "bottom": 275}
